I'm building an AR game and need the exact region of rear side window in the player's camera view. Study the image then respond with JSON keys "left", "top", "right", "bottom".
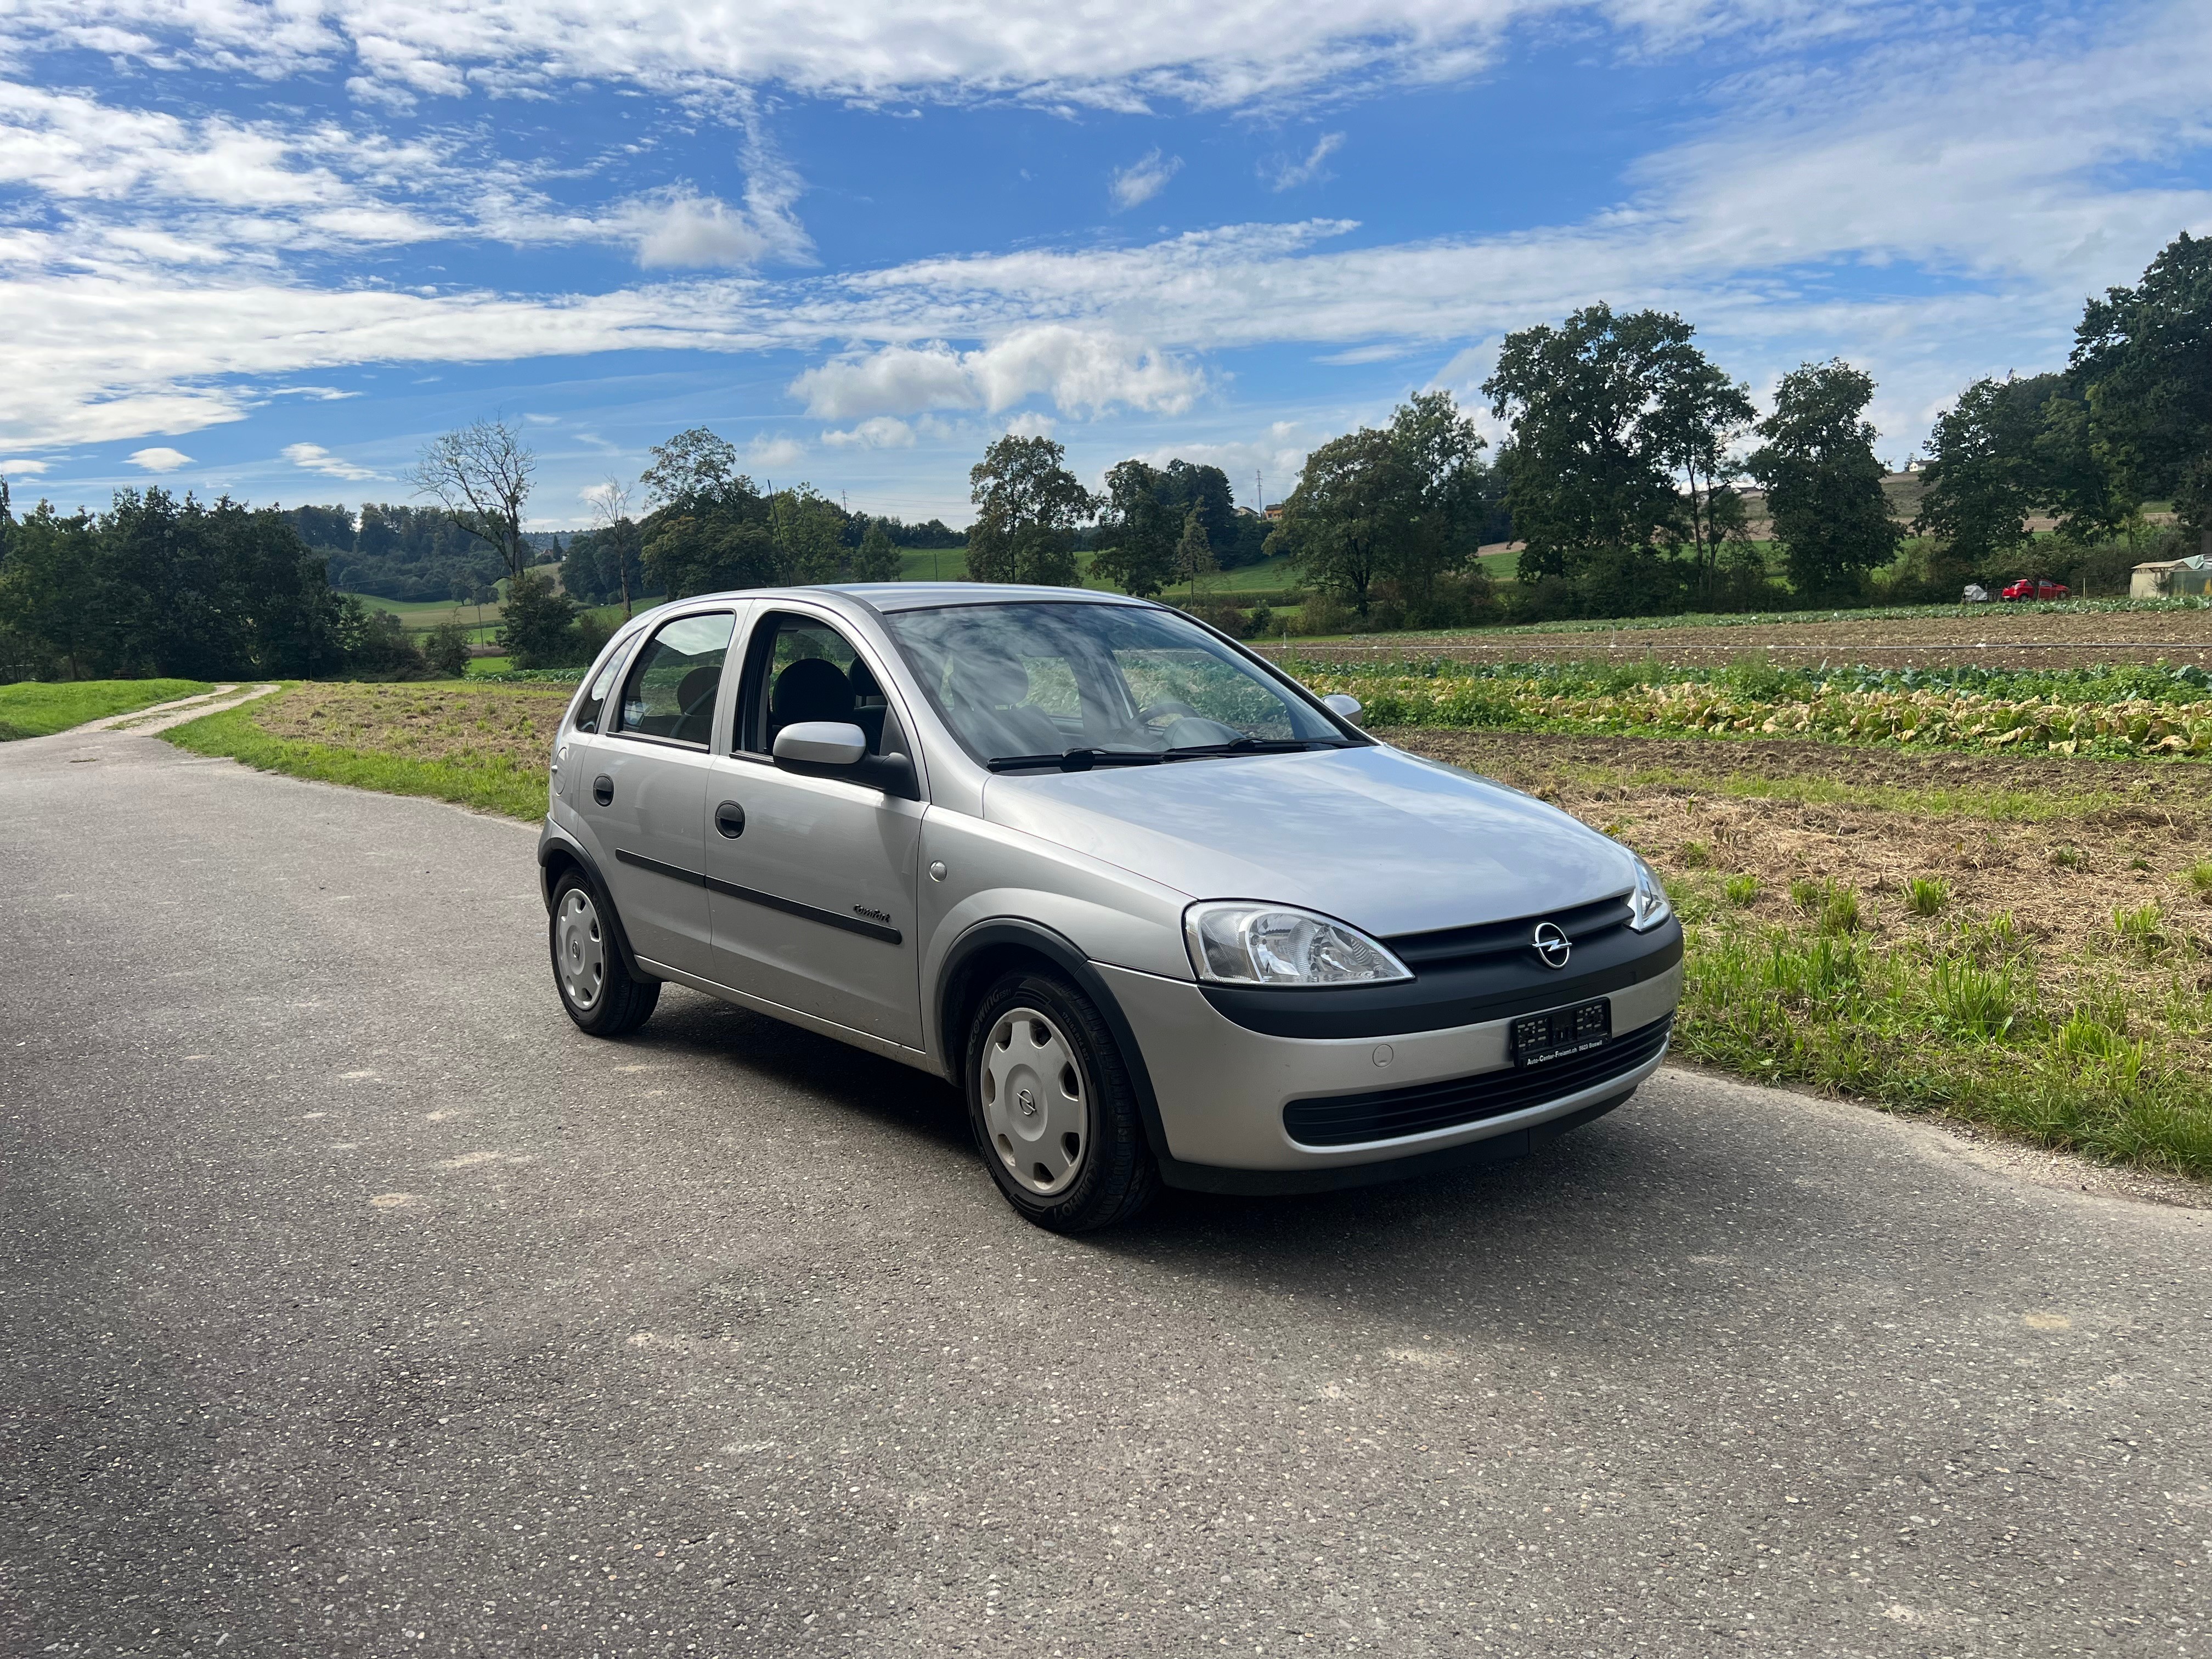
{"left": 615, "top": 612, "right": 735, "bottom": 747}
{"left": 571, "top": 644, "right": 628, "bottom": 734}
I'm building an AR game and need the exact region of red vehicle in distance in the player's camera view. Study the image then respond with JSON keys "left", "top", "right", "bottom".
{"left": 2001, "top": 578, "right": 2069, "bottom": 602}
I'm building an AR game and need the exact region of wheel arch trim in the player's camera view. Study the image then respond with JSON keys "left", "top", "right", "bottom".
{"left": 537, "top": 831, "right": 647, "bottom": 982}
{"left": 935, "top": 918, "right": 1173, "bottom": 1166}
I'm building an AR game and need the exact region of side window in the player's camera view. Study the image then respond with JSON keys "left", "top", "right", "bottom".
{"left": 571, "top": 642, "right": 628, "bottom": 734}
{"left": 738, "top": 613, "right": 906, "bottom": 758}
{"left": 614, "top": 612, "right": 735, "bottom": 747}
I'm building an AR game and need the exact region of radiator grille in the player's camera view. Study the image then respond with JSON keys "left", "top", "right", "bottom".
{"left": 1282, "top": 1015, "right": 1672, "bottom": 1148}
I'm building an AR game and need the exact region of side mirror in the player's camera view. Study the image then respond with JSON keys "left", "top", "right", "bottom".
{"left": 1322, "top": 693, "right": 1363, "bottom": 722}
{"left": 773, "top": 721, "right": 868, "bottom": 767}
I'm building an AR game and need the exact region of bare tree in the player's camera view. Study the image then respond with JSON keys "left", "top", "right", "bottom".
{"left": 410, "top": 419, "right": 536, "bottom": 584}
{"left": 590, "top": 476, "right": 638, "bottom": 620}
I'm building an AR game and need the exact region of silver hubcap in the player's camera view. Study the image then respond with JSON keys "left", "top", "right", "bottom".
{"left": 980, "top": 1007, "right": 1087, "bottom": 1197}
{"left": 556, "top": 888, "right": 606, "bottom": 1011}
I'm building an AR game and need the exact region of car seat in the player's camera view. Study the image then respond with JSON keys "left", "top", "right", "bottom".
{"left": 846, "top": 659, "right": 888, "bottom": 754}
{"left": 769, "top": 656, "right": 856, "bottom": 747}
{"left": 946, "top": 654, "right": 1062, "bottom": 757}
{"left": 673, "top": 664, "right": 721, "bottom": 746}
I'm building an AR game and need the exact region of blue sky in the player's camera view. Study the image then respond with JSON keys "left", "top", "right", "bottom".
{"left": 2, "top": 0, "right": 2208, "bottom": 528}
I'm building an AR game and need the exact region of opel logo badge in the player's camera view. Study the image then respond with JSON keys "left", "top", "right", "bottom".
{"left": 1532, "top": 922, "right": 1571, "bottom": 969}
{"left": 1017, "top": 1088, "right": 1039, "bottom": 1118}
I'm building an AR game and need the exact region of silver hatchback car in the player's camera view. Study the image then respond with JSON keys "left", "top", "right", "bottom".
{"left": 538, "top": 584, "right": 1682, "bottom": 1230}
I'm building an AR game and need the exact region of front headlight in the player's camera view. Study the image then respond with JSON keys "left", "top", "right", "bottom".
{"left": 1627, "top": 856, "right": 1673, "bottom": 932}
{"left": 1183, "top": 901, "right": 1413, "bottom": 986}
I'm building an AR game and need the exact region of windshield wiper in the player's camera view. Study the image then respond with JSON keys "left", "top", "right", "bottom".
{"left": 986, "top": 747, "right": 1166, "bottom": 773}
{"left": 1163, "top": 737, "right": 1346, "bottom": 761}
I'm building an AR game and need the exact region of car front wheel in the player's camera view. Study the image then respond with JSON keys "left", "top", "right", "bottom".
{"left": 550, "top": 870, "right": 661, "bottom": 1037}
{"left": 965, "top": 970, "right": 1159, "bottom": 1232}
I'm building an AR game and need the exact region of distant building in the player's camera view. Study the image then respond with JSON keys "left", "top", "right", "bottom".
{"left": 1262, "top": 504, "right": 1285, "bottom": 523}
{"left": 2131, "top": 554, "right": 2212, "bottom": 599}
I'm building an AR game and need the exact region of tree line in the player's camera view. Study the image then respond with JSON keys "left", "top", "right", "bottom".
{"left": 1266, "top": 231, "right": 2211, "bottom": 623}
{"left": 0, "top": 485, "right": 433, "bottom": 682}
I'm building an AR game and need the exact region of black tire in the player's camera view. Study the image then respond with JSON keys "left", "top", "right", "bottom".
{"left": 964, "top": 969, "right": 1159, "bottom": 1232}
{"left": 549, "top": 870, "right": 660, "bottom": 1037}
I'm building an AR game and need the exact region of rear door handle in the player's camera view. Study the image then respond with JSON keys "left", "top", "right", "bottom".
{"left": 593, "top": 775, "right": 613, "bottom": 806}
{"left": 715, "top": 800, "right": 746, "bottom": 839}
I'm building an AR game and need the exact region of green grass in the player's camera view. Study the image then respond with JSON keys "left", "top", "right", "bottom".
{"left": 1677, "top": 911, "right": 2212, "bottom": 1179}
{"left": 0, "top": 678, "right": 215, "bottom": 741}
{"left": 1555, "top": 763, "right": 2134, "bottom": 823}
{"left": 162, "top": 691, "right": 552, "bottom": 820}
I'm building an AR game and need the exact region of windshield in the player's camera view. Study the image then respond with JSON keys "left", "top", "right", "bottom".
{"left": 878, "top": 601, "right": 1350, "bottom": 768}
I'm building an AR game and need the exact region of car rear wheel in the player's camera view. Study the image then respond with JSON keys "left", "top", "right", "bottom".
{"left": 550, "top": 870, "right": 660, "bottom": 1037}
{"left": 965, "top": 970, "right": 1158, "bottom": 1232}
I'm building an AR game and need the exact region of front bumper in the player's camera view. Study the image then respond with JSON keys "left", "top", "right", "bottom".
{"left": 1097, "top": 953, "right": 1683, "bottom": 1186}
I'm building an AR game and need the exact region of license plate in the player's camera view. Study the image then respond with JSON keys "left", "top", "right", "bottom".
{"left": 1511, "top": 998, "right": 1610, "bottom": 1068}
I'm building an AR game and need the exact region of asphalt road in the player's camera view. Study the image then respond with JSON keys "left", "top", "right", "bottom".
{"left": 5, "top": 721, "right": 2210, "bottom": 1659}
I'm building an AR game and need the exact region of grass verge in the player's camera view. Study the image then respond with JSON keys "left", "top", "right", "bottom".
{"left": 0, "top": 678, "right": 215, "bottom": 741}
{"left": 1391, "top": 726, "right": 2212, "bottom": 1181}
{"left": 162, "top": 682, "right": 565, "bottom": 820}
{"left": 1672, "top": 904, "right": 2212, "bottom": 1178}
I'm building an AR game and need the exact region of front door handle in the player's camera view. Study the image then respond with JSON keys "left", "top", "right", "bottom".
{"left": 593, "top": 775, "right": 613, "bottom": 806}
{"left": 714, "top": 800, "right": 746, "bottom": 839}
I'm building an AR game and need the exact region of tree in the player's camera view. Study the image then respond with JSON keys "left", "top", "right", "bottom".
{"left": 643, "top": 512, "right": 779, "bottom": 599}
{"left": 1172, "top": 505, "right": 1216, "bottom": 603}
{"left": 1159, "top": 461, "right": 1238, "bottom": 566}
{"left": 0, "top": 498, "right": 100, "bottom": 679}
{"left": 641, "top": 427, "right": 750, "bottom": 515}
{"left": 590, "top": 477, "right": 641, "bottom": 618}
{"left": 1268, "top": 391, "right": 1489, "bottom": 614}
{"left": 2071, "top": 231, "right": 2212, "bottom": 554}
{"left": 1650, "top": 357, "right": 1757, "bottom": 605}
{"left": 1378, "top": 390, "right": 1489, "bottom": 606}
{"left": 768, "top": 486, "right": 848, "bottom": 585}
{"left": 853, "top": 521, "right": 902, "bottom": 582}
{"left": 1750, "top": 359, "right": 1901, "bottom": 603}
{"left": 965, "top": 435, "right": 1092, "bottom": 586}
{"left": 1269, "top": 427, "right": 1401, "bottom": 613}
{"left": 410, "top": 420, "right": 536, "bottom": 583}
{"left": 423, "top": 622, "right": 472, "bottom": 678}
{"left": 1482, "top": 305, "right": 1723, "bottom": 589}
{"left": 1090, "top": 459, "right": 1180, "bottom": 597}
{"left": 499, "top": 569, "right": 581, "bottom": 669}
{"left": 1913, "top": 374, "right": 2056, "bottom": 577}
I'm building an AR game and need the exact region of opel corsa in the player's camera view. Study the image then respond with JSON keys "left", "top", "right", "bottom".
{"left": 538, "top": 585, "right": 1683, "bottom": 1231}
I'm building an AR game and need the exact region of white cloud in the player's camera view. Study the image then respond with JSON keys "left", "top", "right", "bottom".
{"left": 790, "top": 328, "right": 1202, "bottom": 420}
{"left": 128, "top": 445, "right": 192, "bottom": 472}
{"left": 281, "top": 441, "right": 378, "bottom": 481}
{"left": 0, "top": 0, "right": 1861, "bottom": 114}
{"left": 617, "top": 185, "right": 811, "bottom": 270}
{"left": 0, "top": 80, "right": 811, "bottom": 274}
{"left": 821, "top": 416, "right": 919, "bottom": 449}
{"left": 1263, "top": 133, "right": 1344, "bottom": 192}
{"left": 1109, "top": 149, "right": 1181, "bottom": 211}
{"left": 1, "top": 456, "right": 53, "bottom": 477}
{"left": 1, "top": 0, "right": 2206, "bottom": 467}
{"left": 747, "top": 435, "right": 808, "bottom": 470}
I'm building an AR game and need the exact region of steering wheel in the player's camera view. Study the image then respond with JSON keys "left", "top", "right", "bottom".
{"left": 1137, "top": 699, "right": 1200, "bottom": 730}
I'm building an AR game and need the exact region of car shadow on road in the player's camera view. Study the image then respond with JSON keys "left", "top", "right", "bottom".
{"left": 631, "top": 989, "right": 1829, "bottom": 1344}
{"left": 641, "top": 985, "right": 974, "bottom": 1154}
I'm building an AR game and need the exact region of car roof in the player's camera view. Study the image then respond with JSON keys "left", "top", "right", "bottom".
{"left": 662, "top": 582, "right": 1159, "bottom": 616}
